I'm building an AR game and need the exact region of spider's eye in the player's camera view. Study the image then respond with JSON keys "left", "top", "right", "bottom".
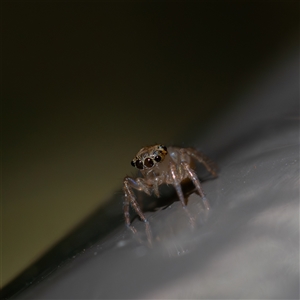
{"left": 160, "top": 145, "right": 167, "bottom": 151}
{"left": 135, "top": 160, "right": 143, "bottom": 169}
{"left": 154, "top": 155, "right": 161, "bottom": 162}
{"left": 144, "top": 158, "right": 154, "bottom": 168}
{"left": 131, "top": 161, "right": 135, "bottom": 167}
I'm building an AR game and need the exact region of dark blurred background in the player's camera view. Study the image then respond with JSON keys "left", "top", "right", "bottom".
{"left": 2, "top": 1, "right": 298, "bottom": 288}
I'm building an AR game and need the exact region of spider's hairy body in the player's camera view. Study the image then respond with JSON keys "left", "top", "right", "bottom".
{"left": 123, "top": 144, "right": 217, "bottom": 226}
{"left": 140, "top": 148, "right": 191, "bottom": 183}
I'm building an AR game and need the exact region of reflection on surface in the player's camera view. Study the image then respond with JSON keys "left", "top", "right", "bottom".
{"left": 127, "top": 192, "right": 211, "bottom": 257}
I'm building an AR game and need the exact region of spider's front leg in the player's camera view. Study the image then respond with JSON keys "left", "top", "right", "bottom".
{"left": 123, "top": 176, "right": 152, "bottom": 226}
{"left": 170, "top": 162, "right": 196, "bottom": 225}
{"left": 169, "top": 163, "right": 187, "bottom": 207}
{"left": 182, "top": 162, "right": 210, "bottom": 210}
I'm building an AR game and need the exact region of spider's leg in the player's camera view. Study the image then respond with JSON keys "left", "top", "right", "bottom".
{"left": 152, "top": 176, "right": 162, "bottom": 197}
{"left": 183, "top": 148, "right": 218, "bottom": 177}
{"left": 123, "top": 194, "right": 131, "bottom": 227}
{"left": 182, "top": 162, "right": 210, "bottom": 210}
{"left": 123, "top": 176, "right": 151, "bottom": 225}
{"left": 170, "top": 163, "right": 186, "bottom": 207}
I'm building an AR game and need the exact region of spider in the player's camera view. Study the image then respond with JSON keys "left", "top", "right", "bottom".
{"left": 123, "top": 144, "right": 218, "bottom": 226}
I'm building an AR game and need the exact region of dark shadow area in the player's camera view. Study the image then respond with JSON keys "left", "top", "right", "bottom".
{"left": 1, "top": 194, "right": 124, "bottom": 298}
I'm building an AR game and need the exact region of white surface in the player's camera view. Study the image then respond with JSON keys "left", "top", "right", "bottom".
{"left": 13, "top": 48, "right": 299, "bottom": 299}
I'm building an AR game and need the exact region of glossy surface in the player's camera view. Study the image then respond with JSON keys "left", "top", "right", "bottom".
{"left": 13, "top": 119, "right": 299, "bottom": 299}
{"left": 10, "top": 50, "right": 299, "bottom": 299}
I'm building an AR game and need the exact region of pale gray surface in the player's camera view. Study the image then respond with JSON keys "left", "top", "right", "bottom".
{"left": 11, "top": 46, "right": 299, "bottom": 299}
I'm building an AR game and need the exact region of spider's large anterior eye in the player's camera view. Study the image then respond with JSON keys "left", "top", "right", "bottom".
{"left": 154, "top": 155, "right": 161, "bottom": 162}
{"left": 144, "top": 158, "right": 154, "bottom": 168}
{"left": 131, "top": 161, "right": 135, "bottom": 167}
{"left": 135, "top": 160, "right": 143, "bottom": 169}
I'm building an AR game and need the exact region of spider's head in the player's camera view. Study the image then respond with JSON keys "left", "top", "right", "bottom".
{"left": 131, "top": 144, "right": 168, "bottom": 170}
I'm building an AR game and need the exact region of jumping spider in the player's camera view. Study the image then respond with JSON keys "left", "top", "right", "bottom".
{"left": 123, "top": 144, "right": 217, "bottom": 226}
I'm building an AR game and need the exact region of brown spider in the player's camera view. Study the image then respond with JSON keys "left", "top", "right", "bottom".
{"left": 123, "top": 144, "right": 218, "bottom": 226}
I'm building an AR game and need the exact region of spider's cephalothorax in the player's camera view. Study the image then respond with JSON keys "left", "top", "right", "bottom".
{"left": 123, "top": 144, "right": 217, "bottom": 226}
{"left": 131, "top": 144, "right": 168, "bottom": 170}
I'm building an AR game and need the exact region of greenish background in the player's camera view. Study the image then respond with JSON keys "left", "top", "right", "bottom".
{"left": 2, "top": 1, "right": 298, "bottom": 288}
